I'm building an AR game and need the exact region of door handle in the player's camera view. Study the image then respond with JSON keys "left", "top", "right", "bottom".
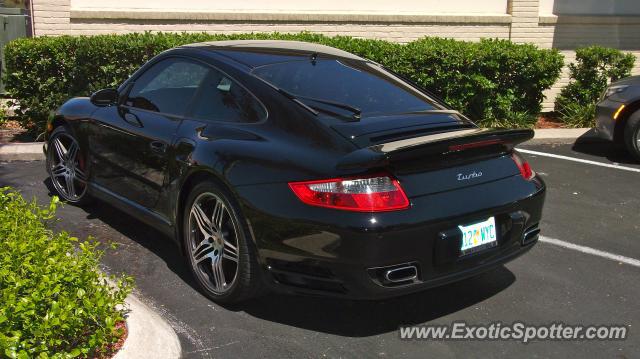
{"left": 123, "top": 112, "right": 143, "bottom": 127}
{"left": 149, "top": 141, "right": 167, "bottom": 153}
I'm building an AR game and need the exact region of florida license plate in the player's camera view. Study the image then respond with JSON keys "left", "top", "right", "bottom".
{"left": 459, "top": 217, "right": 497, "bottom": 256}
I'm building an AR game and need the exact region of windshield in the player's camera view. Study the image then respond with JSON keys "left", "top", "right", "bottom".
{"left": 252, "top": 59, "right": 440, "bottom": 116}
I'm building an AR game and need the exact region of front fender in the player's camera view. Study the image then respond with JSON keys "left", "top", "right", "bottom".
{"left": 46, "top": 97, "right": 98, "bottom": 141}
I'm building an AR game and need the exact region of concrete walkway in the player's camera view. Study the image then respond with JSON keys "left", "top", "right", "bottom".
{"left": 115, "top": 294, "right": 182, "bottom": 359}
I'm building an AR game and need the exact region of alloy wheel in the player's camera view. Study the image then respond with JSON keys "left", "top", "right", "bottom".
{"left": 48, "top": 133, "right": 88, "bottom": 202}
{"left": 188, "top": 192, "right": 240, "bottom": 294}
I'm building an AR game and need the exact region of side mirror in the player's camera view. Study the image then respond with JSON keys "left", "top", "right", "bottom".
{"left": 90, "top": 88, "right": 119, "bottom": 106}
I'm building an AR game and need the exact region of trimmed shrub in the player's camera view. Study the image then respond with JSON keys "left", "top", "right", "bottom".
{"left": 556, "top": 46, "right": 636, "bottom": 128}
{"left": 4, "top": 32, "right": 563, "bottom": 131}
{"left": 401, "top": 38, "right": 563, "bottom": 127}
{"left": 0, "top": 188, "right": 133, "bottom": 358}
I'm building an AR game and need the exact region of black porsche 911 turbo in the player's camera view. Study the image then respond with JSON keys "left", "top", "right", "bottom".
{"left": 44, "top": 40, "right": 545, "bottom": 303}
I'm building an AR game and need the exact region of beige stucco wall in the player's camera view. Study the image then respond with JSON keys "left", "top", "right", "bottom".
{"left": 33, "top": 0, "right": 513, "bottom": 43}
{"left": 71, "top": 0, "right": 509, "bottom": 15}
{"left": 540, "top": 0, "right": 640, "bottom": 16}
{"left": 31, "top": 0, "right": 640, "bottom": 112}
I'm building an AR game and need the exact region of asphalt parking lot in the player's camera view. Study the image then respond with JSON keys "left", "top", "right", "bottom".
{"left": 1, "top": 141, "right": 638, "bottom": 358}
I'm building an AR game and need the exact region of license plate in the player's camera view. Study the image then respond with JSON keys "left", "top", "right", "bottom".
{"left": 459, "top": 217, "right": 497, "bottom": 256}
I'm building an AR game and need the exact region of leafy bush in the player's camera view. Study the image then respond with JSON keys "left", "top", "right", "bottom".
{"left": 400, "top": 38, "right": 563, "bottom": 127}
{"left": 4, "top": 32, "right": 564, "bottom": 131}
{"left": 557, "top": 102, "right": 597, "bottom": 129}
{"left": 556, "top": 46, "right": 636, "bottom": 127}
{"left": 0, "top": 107, "right": 7, "bottom": 128}
{"left": 0, "top": 188, "right": 132, "bottom": 358}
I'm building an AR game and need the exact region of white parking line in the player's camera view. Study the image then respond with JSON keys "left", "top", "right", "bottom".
{"left": 518, "top": 149, "right": 640, "bottom": 173}
{"left": 539, "top": 236, "right": 640, "bottom": 268}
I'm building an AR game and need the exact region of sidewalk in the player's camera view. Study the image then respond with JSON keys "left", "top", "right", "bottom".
{"left": 115, "top": 294, "right": 182, "bottom": 359}
{"left": 0, "top": 142, "right": 44, "bottom": 161}
{"left": 527, "top": 128, "right": 595, "bottom": 144}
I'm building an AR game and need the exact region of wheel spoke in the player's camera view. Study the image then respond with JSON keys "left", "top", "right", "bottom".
{"left": 53, "top": 137, "right": 67, "bottom": 161}
{"left": 65, "top": 175, "right": 76, "bottom": 198}
{"left": 192, "top": 239, "right": 214, "bottom": 264}
{"left": 51, "top": 164, "right": 67, "bottom": 177}
{"left": 191, "top": 203, "right": 213, "bottom": 237}
{"left": 223, "top": 239, "right": 238, "bottom": 262}
{"left": 211, "top": 256, "right": 226, "bottom": 291}
{"left": 211, "top": 200, "right": 225, "bottom": 232}
{"left": 223, "top": 252, "right": 238, "bottom": 262}
{"left": 67, "top": 142, "right": 78, "bottom": 162}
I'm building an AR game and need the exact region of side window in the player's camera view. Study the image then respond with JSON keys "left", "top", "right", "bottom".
{"left": 189, "top": 69, "right": 266, "bottom": 123}
{"left": 125, "top": 58, "right": 209, "bottom": 116}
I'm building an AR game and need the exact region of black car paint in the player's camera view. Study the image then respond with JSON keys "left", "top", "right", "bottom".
{"left": 595, "top": 75, "right": 640, "bottom": 143}
{"left": 47, "top": 41, "right": 545, "bottom": 299}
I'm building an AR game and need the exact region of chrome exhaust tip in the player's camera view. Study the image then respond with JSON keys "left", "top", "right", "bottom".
{"left": 522, "top": 224, "right": 540, "bottom": 245}
{"left": 384, "top": 265, "right": 418, "bottom": 283}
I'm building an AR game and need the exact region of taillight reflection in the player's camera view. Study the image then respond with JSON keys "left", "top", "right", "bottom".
{"left": 512, "top": 152, "right": 535, "bottom": 181}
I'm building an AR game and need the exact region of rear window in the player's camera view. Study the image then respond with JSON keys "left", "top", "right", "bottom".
{"left": 252, "top": 59, "right": 439, "bottom": 116}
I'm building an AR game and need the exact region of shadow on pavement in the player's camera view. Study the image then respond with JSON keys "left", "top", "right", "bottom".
{"left": 235, "top": 266, "right": 515, "bottom": 337}
{"left": 571, "top": 133, "right": 638, "bottom": 165}
{"left": 82, "top": 200, "right": 195, "bottom": 280}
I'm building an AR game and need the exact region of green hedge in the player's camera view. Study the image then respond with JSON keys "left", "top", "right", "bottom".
{"left": 0, "top": 188, "right": 132, "bottom": 358}
{"left": 401, "top": 38, "right": 564, "bottom": 127}
{"left": 556, "top": 46, "right": 636, "bottom": 128}
{"left": 4, "top": 32, "right": 564, "bottom": 131}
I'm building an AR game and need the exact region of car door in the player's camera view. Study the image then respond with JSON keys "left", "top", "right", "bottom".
{"left": 88, "top": 57, "right": 209, "bottom": 213}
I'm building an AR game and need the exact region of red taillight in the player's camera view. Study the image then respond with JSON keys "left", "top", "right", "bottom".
{"left": 512, "top": 152, "right": 534, "bottom": 181}
{"left": 288, "top": 174, "right": 410, "bottom": 212}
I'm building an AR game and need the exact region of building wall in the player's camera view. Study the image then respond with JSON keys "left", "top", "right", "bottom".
{"left": 31, "top": 0, "right": 640, "bottom": 112}
{"left": 540, "top": 0, "right": 640, "bottom": 16}
{"left": 71, "top": 0, "right": 509, "bottom": 15}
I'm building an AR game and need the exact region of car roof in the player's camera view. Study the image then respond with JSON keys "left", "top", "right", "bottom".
{"left": 181, "top": 40, "right": 367, "bottom": 68}
{"left": 612, "top": 75, "right": 640, "bottom": 86}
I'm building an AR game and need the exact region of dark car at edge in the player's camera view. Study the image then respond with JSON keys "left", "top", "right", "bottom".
{"left": 595, "top": 75, "right": 640, "bottom": 160}
{"left": 43, "top": 40, "right": 546, "bottom": 303}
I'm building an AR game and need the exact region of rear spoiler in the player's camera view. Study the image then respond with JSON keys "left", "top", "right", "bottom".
{"left": 337, "top": 128, "right": 533, "bottom": 170}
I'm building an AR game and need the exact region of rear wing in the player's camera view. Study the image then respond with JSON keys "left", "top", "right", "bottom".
{"left": 337, "top": 128, "right": 533, "bottom": 170}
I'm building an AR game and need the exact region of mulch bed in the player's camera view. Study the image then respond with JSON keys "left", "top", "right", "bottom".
{"left": 535, "top": 112, "right": 565, "bottom": 129}
{"left": 0, "top": 120, "right": 38, "bottom": 143}
{"left": 97, "top": 321, "right": 128, "bottom": 359}
{"left": 81, "top": 320, "right": 128, "bottom": 359}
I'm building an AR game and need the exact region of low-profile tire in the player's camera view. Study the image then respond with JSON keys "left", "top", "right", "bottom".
{"left": 624, "top": 110, "right": 640, "bottom": 161}
{"left": 46, "top": 126, "right": 91, "bottom": 205}
{"left": 182, "top": 180, "right": 264, "bottom": 303}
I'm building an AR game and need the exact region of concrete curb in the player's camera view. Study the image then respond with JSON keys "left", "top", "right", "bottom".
{"left": 529, "top": 128, "right": 595, "bottom": 144}
{"left": 115, "top": 294, "right": 182, "bottom": 359}
{"left": 0, "top": 142, "right": 45, "bottom": 161}
{"left": 0, "top": 128, "right": 598, "bottom": 161}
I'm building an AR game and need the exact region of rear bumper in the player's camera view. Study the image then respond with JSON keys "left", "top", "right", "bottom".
{"left": 594, "top": 98, "right": 625, "bottom": 142}
{"left": 237, "top": 174, "right": 545, "bottom": 299}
